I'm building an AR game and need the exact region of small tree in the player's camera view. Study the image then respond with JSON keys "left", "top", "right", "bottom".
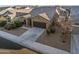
{"left": 4, "top": 22, "right": 16, "bottom": 30}
{"left": 46, "top": 24, "right": 56, "bottom": 35}
{"left": 0, "top": 21, "right": 7, "bottom": 27}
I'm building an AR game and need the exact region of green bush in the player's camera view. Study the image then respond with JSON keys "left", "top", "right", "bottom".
{"left": 0, "top": 21, "right": 7, "bottom": 27}
{"left": 46, "top": 29, "right": 50, "bottom": 35}
{"left": 4, "top": 22, "right": 16, "bottom": 30}
{"left": 4, "top": 20, "right": 23, "bottom": 30}
{"left": 14, "top": 20, "right": 22, "bottom": 27}
{"left": 11, "top": 23, "right": 16, "bottom": 29}
{"left": 46, "top": 25, "right": 56, "bottom": 34}
{"left": 50, "top": 28, "right": 55, "bottom": 33}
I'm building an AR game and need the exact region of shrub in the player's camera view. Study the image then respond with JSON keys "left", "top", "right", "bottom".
{"left": 46, "top": 25, "right": 56, "bottom": 34}
{"left": 4, "top": 22, "right": 16, "bottom": 30}
{"left": 50, "top": 28, "right": 55, "bottom": 33}
{"left": 14, "top": 20, "right": 22, "bottom": 27}
{"left": 46, "top": 29, "right": 50, "bottom": 35}
{"left": 11, "top": 23, "right": 16, "bottom": 29}
{"left": 4, "top": 20, "right": 23, "bottom": 30}
{"left": 0, "top": 20, "right": 7, "bottom": 27}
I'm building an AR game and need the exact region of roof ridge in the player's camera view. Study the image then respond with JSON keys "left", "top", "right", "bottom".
{"left": 38, "top": 12, "right": 50, "bottom": 21}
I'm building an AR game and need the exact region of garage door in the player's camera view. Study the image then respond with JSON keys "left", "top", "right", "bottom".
{"left": 33, "top": 21, "right": 46, "bottom": 28}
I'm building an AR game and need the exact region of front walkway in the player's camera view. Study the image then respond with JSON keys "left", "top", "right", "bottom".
{"left": 20, "top": 27, "right": 45, "bottom": 41}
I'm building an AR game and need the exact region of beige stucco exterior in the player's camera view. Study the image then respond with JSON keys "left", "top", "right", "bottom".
{"left": 0, "top": 16, "right": 6, "bottom": 22}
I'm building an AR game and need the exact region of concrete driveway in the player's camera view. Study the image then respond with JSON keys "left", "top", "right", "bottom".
{"left": 0, "top": 27, "right": 69, "bottom": 54}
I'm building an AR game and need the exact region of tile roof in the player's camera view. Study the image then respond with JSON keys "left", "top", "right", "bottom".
{"left": 16, "top": 12, "right": 28, "bottom": 17}
{"left": 0, "top": 7, "right": 33, "bottom": 19}
{"left": 14, "top": 8, "right": 33, "bottom": 13}
{"left": 0, "top": 8, "right": 14, "bottom": 14}
{"left": 1, "top": 11, "right": 13, "bottom": 16}
{"left": 31, "top": 6, "right": 56, "bottom": 20}
{"left": 38, "top": 12, "right": 50, "bottom": 20}
{"left": 57, "top": 6, "right": 79, "bottom": 21}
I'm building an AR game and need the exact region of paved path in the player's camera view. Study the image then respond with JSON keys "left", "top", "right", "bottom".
{"left": 20, "top": 28, "right": 45, "bottom": 41}
{"left": 71, "top": 26, "right": 79, "bottom": 54}
{"left": 71, "top": 34, "right": 79, "bottom": 54}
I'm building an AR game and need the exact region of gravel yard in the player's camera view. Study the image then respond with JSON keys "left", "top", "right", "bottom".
{"left": 36, "top": 28, "right": 71, "bottom": 52}
{"left": 1, "top": 27, "right": 27, "bottom": 36}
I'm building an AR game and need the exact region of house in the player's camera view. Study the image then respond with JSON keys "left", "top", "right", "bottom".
{"left": 30, "top": 6, "right": 56, "bottom": 29}
{"left": 0, "top": 7, "right": 33, "bottom": 23}
{"left": 15, "top": 12, "right": 31, "bottom": 27}
{"left": 0, "top": 7, "right": 16, "bottom": 21}
{"left": 0, "top": 6, "right": 58, "bottom": 29}
{"left": 14, "top": 7, "right": 33, "bottom": 26}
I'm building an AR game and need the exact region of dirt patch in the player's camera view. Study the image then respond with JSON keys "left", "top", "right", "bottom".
{"left": 36, "top": 30, "right": 71, "bottom": 52}
{"left": 1, "top": 28, "right": 27, "bottom": 36}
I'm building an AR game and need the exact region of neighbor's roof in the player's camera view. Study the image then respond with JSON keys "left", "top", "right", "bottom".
{"left": 56, "top": 6, "right": 79, "bottom": 21}
{"left": 31, "top": 6, "right": 56, "bottom": 20}
{"left": 1, "top": 10, "right": 13, "bottom": 16}
{"left": 56, "top": 6, "right": 71, "bottom": 17}
{"left": 0, "top": 7, "right": 33, "bottom": 19}
{"left": 16, "top": 12, "right": 28, "bottom": 17}
{"left": 61, "top": 6, "right": 79, "bottom": 16}
{"left": 0, "top": 7, "right": 33, "bottom": 15}
{"left": 14, "top": 7, "right": 33, "bottom": 13}
{"left": 67, "top": 6, "right": 79, "bottom": 21}
{"left": 0, "top": 7, "right": 15, "bottom": 15}
{"left": 15, "top": 7, "right": 33, "bottom": 17}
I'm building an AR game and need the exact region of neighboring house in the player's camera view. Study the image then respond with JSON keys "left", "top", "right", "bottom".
{"left": 15, "top": 12, "right": 31, "bottom": 27}
{"left": 30, "top": 6, "right": 56, "bottom": 29}
{"left": 0, "top": 7, "right": 16, "bottom": 21}
{"left": 0, "top": 6, "right": 60, "bottom": 29}
{"left": 0, "top": 7, "right": 33, "bottom": 23}
{"left": 14, "top": 7, "right": 33, "bottom": 26}
{"left": 16, "top": 12, "right": 28, "bottom": 17}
